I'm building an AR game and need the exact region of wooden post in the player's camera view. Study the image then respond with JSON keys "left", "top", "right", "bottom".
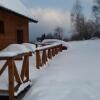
{"left": 48, "top": 49, "right": 52, "bottom": 59}
{"left": 60, "top": 44, "right": 62, "bottom": 52}
{"left": 51, "top": 48, "right": 54, "bottom": 57}
{"left": 53, "top": 47, "right": 56, "bottom": 56}
{"left": 52, "top": 47, "right": 55, "bottom": 56}
{"left": 42, "top": 50, "right": 47, "bottom": 65}
{"left": 55, "top": 46, "right": 58, "bottom": 55}
{"left": 8, "top": 59, "right": 15, "bottom": 100}
{"left": 25, "top": 55, "right": 29, "bottom": 81}
{"left": 56, "top": 46, "right": 58, "bottom": 54}
{"left": 36, "top": 50, "right": 42, "bottom": 69}
{"left": 59, "top": 45, "right": 61, "bottom": 52}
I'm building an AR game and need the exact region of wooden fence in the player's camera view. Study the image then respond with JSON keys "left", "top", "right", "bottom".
{"left": 0, "top": 52, "right": 32, "bottom": 100}
{"left": 36, "top": 44, "right": 63, "bottom": 69}
{"left": 0, "top": 43, "right": 63, "bottom": 100}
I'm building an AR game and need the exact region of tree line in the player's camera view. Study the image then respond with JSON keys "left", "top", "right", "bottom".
{"left": 70, "top": 0, "right": 100, "bottom": 41}
{"left": 36, "top": 27, "right": 64, "bottom": 42}
{"left": 37, "top": 0, "right": 100, "bottom": 42}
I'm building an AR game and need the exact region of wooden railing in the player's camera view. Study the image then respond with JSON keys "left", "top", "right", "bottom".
{"left": 0, "top": 52, "right": 32, "bottom": 100}
{"left": 0, "top": 43, "right": 63, "bottom": 100}
{"left": 35, "top": 44, "right": 63, "bottom": 69}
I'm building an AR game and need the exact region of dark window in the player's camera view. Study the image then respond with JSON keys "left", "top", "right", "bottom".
{"left": 0, "top": 21, "right": 4, "bottom": 34}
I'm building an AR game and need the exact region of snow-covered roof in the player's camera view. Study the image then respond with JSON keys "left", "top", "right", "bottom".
{"left": 0, "top": 0, "right": 38, "bottom": 23}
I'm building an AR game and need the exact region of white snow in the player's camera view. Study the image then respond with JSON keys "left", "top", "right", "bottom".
{"left": 0, "top": 40, "right": 100, "bottom": 100}
{"left": 36, "top": 43, "right": 62, "bottom": 50}
{"left": 23, "top": 43, "right": 36, "bottom": 52}
{"left": 0, "top": 51, "right": 21, "bottom": 57}
{"left": 22, "top": 39, "right": 100, "bottom": 100}
{"left": 2, "top": 44, "right": 31, "bottom": 53}
{"left": 42, "top": 39, "right": 67, "bottom": 46}
{"left": 42, "top": 39, "right": 63, "bottom": 44}
{"left": 14, "top": 81, "right": 32, "bottom": 96}
{"left": 0, "top": 0, "right": 35, "bottom": 20}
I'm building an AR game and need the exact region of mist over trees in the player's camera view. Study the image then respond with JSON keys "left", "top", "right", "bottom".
{"left": 92, "top": 0, "right": 100, "bottom": 37}
{"left": 71, "top": 0, "right": 85, "bottom": 40}
{"left": 70, "top": 0, "right": 100, "bottom": 41}
{"left": 70, "top": 0, "right": 94, "bottom": 41}
{"left": 36, "top": 27, "right": 64, "bottom": 42}
{"left": 36, "top": 0, "right": 100, "bottom": 42}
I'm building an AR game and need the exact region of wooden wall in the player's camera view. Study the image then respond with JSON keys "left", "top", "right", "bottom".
{"left": 0, "top": 9, "right": 29, "bottom": 50}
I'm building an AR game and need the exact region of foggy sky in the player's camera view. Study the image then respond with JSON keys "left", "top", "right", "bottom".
{"left": 22, "top": 0, "right": 93, "bottom": 41}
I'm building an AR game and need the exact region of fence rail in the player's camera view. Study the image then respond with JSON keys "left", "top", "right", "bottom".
{"left": 35, "top": 44, "right": 63, "bottom": 69}
{"left": 0, "top": 52, "right": 32, "bottom": 100}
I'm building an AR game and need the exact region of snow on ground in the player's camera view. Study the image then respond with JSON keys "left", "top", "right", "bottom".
{"left": 0, "top": 39, "right": 100, "bottom": 100}
{"left": 22, "top": 39, "right": 100, "bottom": 100}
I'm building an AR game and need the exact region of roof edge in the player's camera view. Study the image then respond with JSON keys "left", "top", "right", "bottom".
{"left": 0, "top": 6, "right": 38, "bottom": 23}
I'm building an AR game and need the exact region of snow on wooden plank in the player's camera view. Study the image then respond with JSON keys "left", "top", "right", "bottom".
{"left": 36, "top": 43, "right": 62, "bottom": 50}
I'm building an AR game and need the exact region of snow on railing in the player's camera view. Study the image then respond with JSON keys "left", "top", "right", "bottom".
{"left": 0, "top": 43, "right": 63, "bottom": 100}
{"left": 35, "top": 43, "right": 63, "bottom": 69}
{"left": 0, "top": 51, "right": 32, "bottom": 100}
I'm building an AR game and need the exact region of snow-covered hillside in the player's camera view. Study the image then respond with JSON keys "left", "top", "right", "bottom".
{"left": 22, "top": 39, "right": 100, "bottom": 100}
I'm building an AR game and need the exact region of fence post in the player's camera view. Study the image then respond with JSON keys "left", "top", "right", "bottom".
{"left": 55, "top": 46, "right": 58, "bottom": 55}
{"left": 25, "top": 55, "right": 29, "bottom": 81}
{"left": 48, "top": 49, "right": 52, "bottom": 59}
{"left": 56, "top": 46, "right": 59, "bottom": 54}
{"left": 60, "top": 44, "right": 63, "bottom": 52}
{"left": 36, "top": 50, "right": 42, "bottom": 69}
{"left": 52, "top": 48, "right": 55, "bottom": 57}
{"left": 8, "top": 59, "right": 15, "bottom": 100}
{"left": 42, "top": 50, "right": 47, "bottom": 65}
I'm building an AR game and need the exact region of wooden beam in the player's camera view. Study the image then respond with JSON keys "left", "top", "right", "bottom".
{"left": 48, "top": 49, "right": 52, "bottom": 59}
{"left": 8, "top": 59, "right": 15, "bottom": 100}
{"left": 13, "top": 62, "right": 22, "bottom": 84}
{"left": 25, "top": 55, "right": 29, "bottom": 81}
{"left": 0, "top": 61, "right": 8, "bottom": 75}
{"left": 36, "top": 50, "right": 42, "bottom": 69}
{"left": 42, "top": 50, "right": 47, "bottom": 65}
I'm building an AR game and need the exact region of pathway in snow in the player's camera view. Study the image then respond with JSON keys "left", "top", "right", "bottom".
{"left": 23, "top": 40, "right": 100, "bottom": 100}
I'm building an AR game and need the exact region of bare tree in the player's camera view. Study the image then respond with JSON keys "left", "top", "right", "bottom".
{"left": 54, "top": 27, "right": 64, "bottom": 40}
{"left": 83, "top": 20, "right": 96, "bottom": 39}
{"left": 92, "top": 0, "right": 100, "bottom": 37}
{"left": 71, "top": 0, "right": 86, "bottom": 40}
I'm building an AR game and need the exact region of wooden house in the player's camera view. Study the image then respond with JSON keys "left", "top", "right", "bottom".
{"left": 0, "top": 0, "right": 37, "bottom": 50}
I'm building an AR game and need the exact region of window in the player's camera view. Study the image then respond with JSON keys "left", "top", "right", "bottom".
{"left": 0, "top": 21, "right": 4, "bottom": 34}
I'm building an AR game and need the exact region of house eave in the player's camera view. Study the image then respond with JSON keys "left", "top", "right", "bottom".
{"left": 0, "top": 6, "right": 38, "bottom": 23}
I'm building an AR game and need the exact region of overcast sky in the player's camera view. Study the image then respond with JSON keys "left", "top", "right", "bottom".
{"left": 22, "top": 0, "right": 93, "bottom": 41}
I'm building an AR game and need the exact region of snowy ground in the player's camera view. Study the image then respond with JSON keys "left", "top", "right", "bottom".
{"left": 1, "top": 40, "right": 100, "bottom": 100}
{"left": 22, "top": 39, "right": 100, "bottom": 100}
